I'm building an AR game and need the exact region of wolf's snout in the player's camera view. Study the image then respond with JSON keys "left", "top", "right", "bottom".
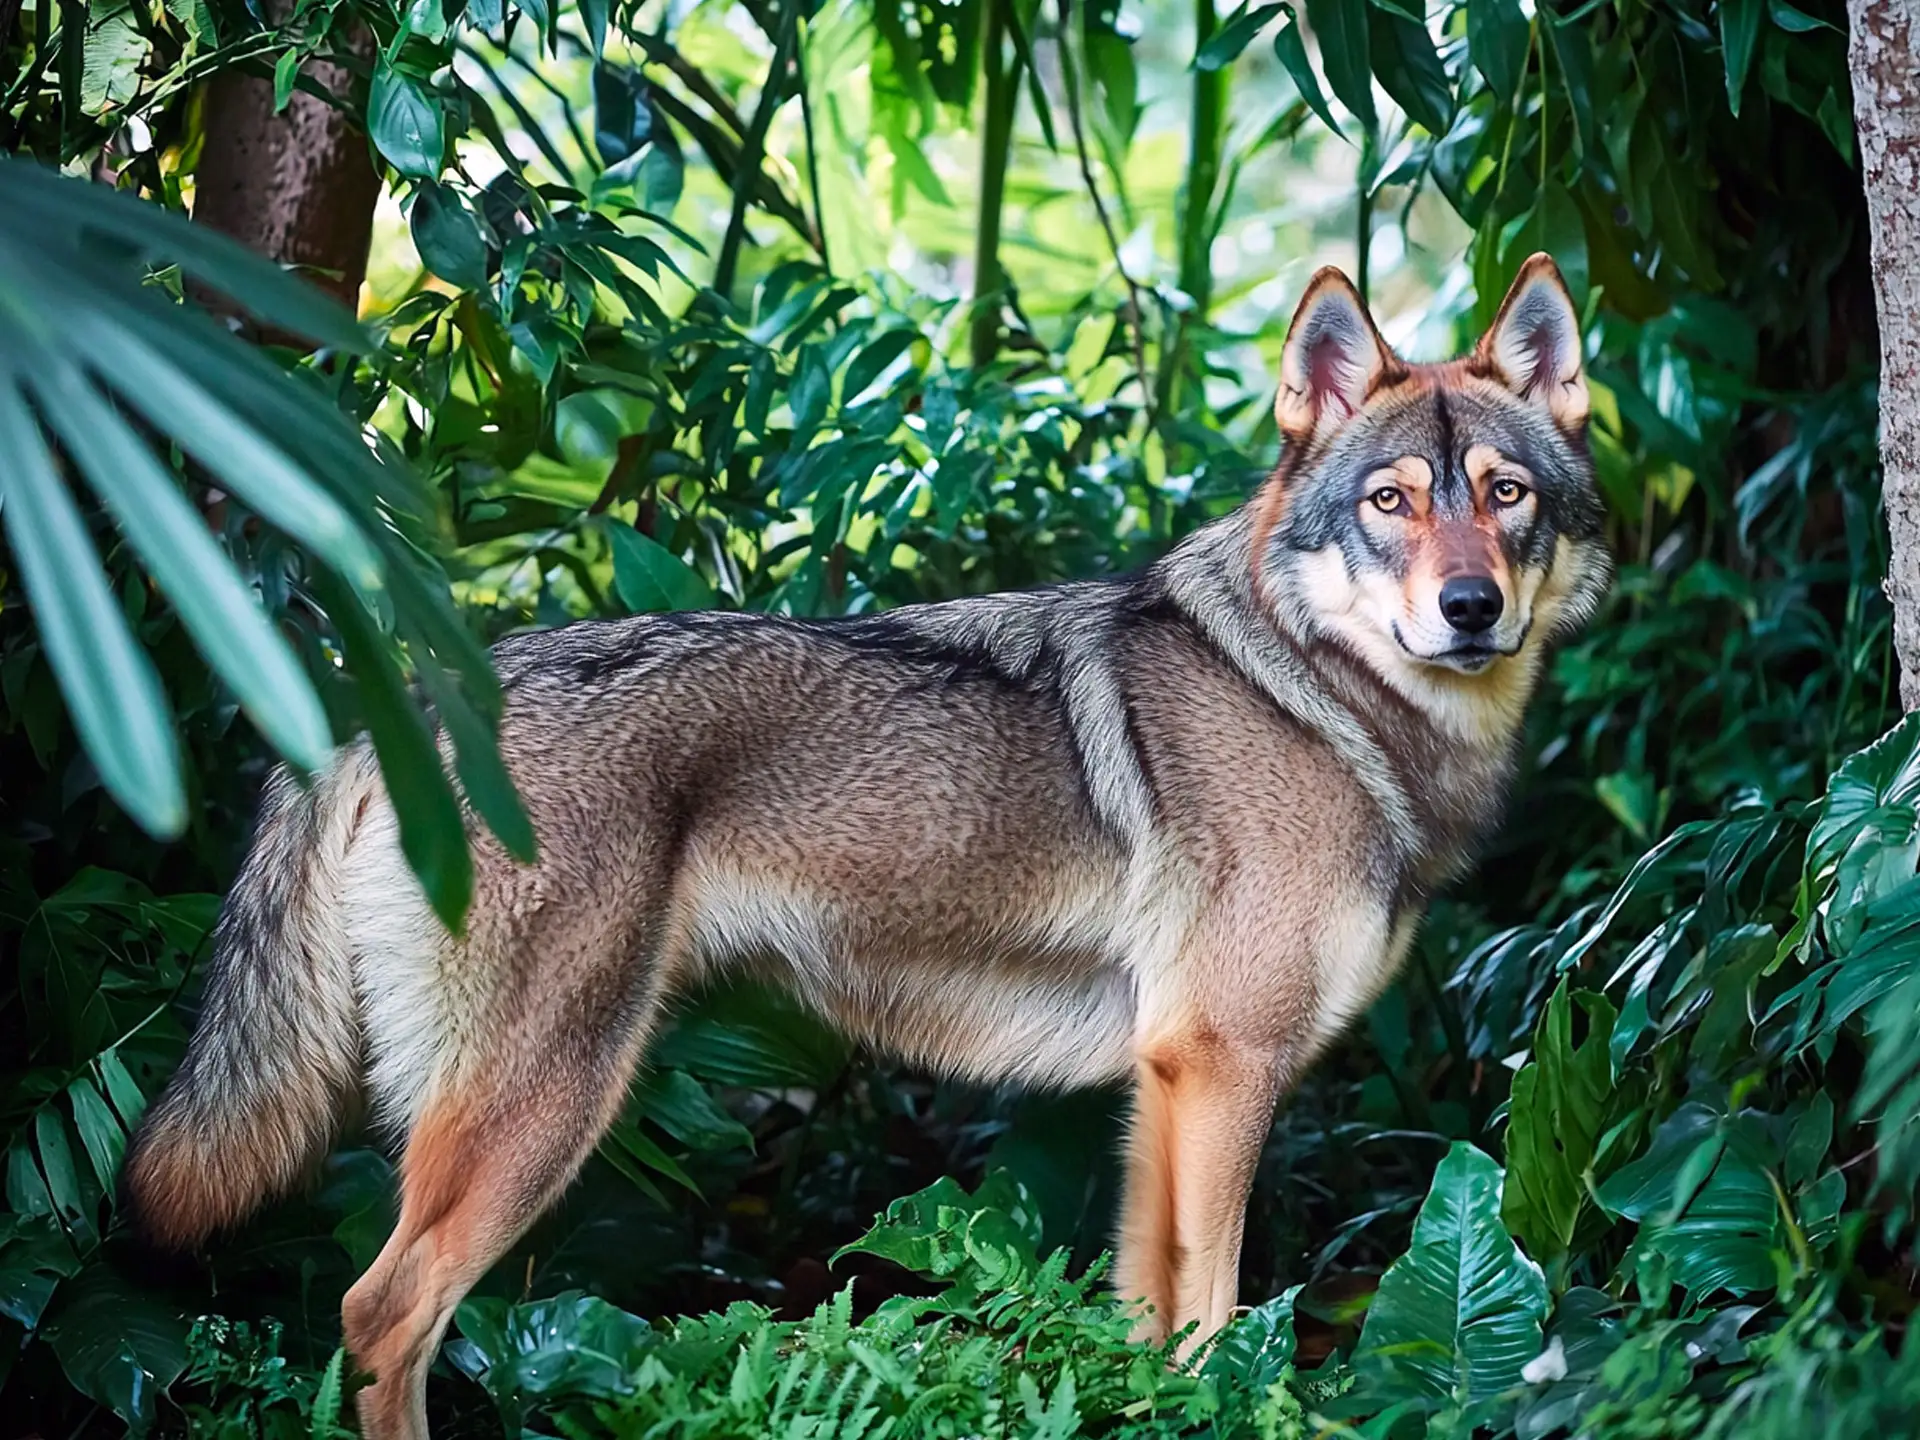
{"left": 1439, "top": 576, "right": 1504, "bottom": 634}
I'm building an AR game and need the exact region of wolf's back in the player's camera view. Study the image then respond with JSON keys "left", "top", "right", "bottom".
{"left": 123, "top": 748, "right": 378, "bottom": 1250}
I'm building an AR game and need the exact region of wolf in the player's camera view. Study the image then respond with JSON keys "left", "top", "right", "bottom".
{"left": 124, "top": 254, "right": 1609, "bottom": 1440}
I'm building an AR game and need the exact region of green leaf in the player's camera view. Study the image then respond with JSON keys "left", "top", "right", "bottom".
{"left": 605, "top": 521, "right": 715, "bottom": 613}
{"left": 1807, "top": 713, "right": 1920, "bottom": 883}
{"left": 1274, "top": 7, "right": 1344, "bottom": 138}
{"left": 0, "top": 378, "right": 184, "bottom": 837}
{"left": 834, "top": 1172, "right": 1044, "bottom": 1292}
{"left": 76, "top": 306, "right": 385, "bottom": 591}
{"left": 593, "top": 61, "right": 653, "bottom": 167}
{"left": 42, "top": 1265, "right": 190, "bottom": 1435}
{"left": 66, "top": 1078, "right": 125, "bottom": 1197}
{"left": 34, "top": 1111, "right": 91, "bottom": 1244}
{"left": 635, "top": 1070, "right": 754, "bottom": 1153}
{"left": 310, "top": 570, "right": 472, "bottom": 931}
{"left": 1203, "top": 1285, "right": 1302, "bottom": 1390}
{"left": 273, "top": 49, "right": 302, "bottom": 114}
{"left": 790, "top": 342, "right": 832, "bottom": 439}
{"left": 1594, "top": 1105, "right": 1782, "bottom": 1296}
{"left": 27, "top": 356, "right": 337, "bottom": 778}
{"left": 652, "top": 982, "right": 851, "bottom": 1089}
{"left": 580, "top": 0, "right": 609, "bottom": 54}
{"left": 99, "top": 1049, "right": 148, "bottom": 1132}
{"left": 410, "top": 182, "right": 492, "bottom": 290}
{"left": 603, "top": 1113, "right": 700, "bottom": 1196}
{"left": 1769, "top": 0, "right": 1836, "bottom": 32}
{"left": 1354, "top": 1143, "right": 1549, "bottom": 1406}
{"left": 1502, "top": 983, "right": 1617, "bottom": 1263}
{"left": 369, "top": 60, "right": 445, "bottom": 179}
{"left": 1368, "top": 8, "right": 1453, "bottom": 137}
{"left": 1720, "top": 0, "right": 1763, "bottom": 117}
{"left": 845, "top": 328, "right": 920, "bottom": 402}
{"left": 1194, "top": 2, "right": 1284, "bottom": 71}
{"left": 163, "top": 0, "right": 216, "bottom": 45}
{"left": 412, "top": 649, "right": 536, "bottom": 864}
{"left": 0, "top": 1213, "right": 83, "bottom": 1328}
{"left": 80, "top": 0, "right": 149, "bottom": 117}
{"left": 1502, "top": 179, "right": 1591, "bottom": 310}
{"left": 1305, "top": 0, "right": 1375, "bottom": 130}
{"left": 311, "top": 1348, "right": 348, "bottom": 1440}
{"left": 454, "top": 1292, "right": 654, "bottom": 1423}
{"left": 1466, "top": 0, "right": 1529, "bottom": 104}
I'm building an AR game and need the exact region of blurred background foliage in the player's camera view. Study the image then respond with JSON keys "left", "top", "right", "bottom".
{"left": 1, "top": 0, "right": 1914, "bottom": 1433}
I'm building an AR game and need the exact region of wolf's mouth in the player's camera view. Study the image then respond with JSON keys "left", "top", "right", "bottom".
{"left": 1391, "top": 623, "right": 1525, "bottom": 674}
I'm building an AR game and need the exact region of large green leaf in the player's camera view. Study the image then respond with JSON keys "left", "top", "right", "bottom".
{"left": 834, "top": 1171, "right": 1045, "bottom": 1294}
{"left": 1305, "top": 0, "right": 1375, "bottom": 130}
{"left": 1369, "top": 8, "right": 1453, "bottom": 137}
{"left": 0, "top": 377, "right": 184, "bottom": 837}
{"left": 311, "top": 571, "right": 474, "bottom": 930}
{"left": 606, "top": 520, "right": 716, "bottom": 613}
{"left": 1719, "top": 0, "right": 1764, "bottom": 117}
{"left": 73, "top": 306, "right": 384, "bottom": 590}
{"left": 1806, "top": 711, "right": 1920, "bottom": 883}
{"left": 80, "top": 0, "right": 149, "bottom": 116}
{"left": 1273, "top": 5, "right": 1344, "bottom": 138}
{"left": 0, "top": 159, "right": 368, "bottom": 352}
{"left": 1466, "top": 0, "right": 1529, "bottom": 104}
{"left": 1593, "top": 1105, "right": 1783, "bottom": 1297}
{"left": 411, "top": 182, "right": 493, "bottom": 290}
{"left": 1354, "top": 1142, "right": 1550, "bottom": 1407}
{"left": 27, "top": 352, "right": 336, "bottom": 779}
{"left": 651, "top": 982, "right": 851, "bottom": 1090}
{"left": 1194, "top": 2, "right": 1284, "bottom": 71}
{"left": 41, "top": 1265, "right": 190, "bottom": 1435}
{"left": 453, "top": 1291, "right": 656, "bottom": 1428}
{"left": 634, "top": 1069, "right": 754, "bottom": 1153}
{"left": 369, "top": 59, "right": 446, "bottom": 179}
{"left": 1503, "top": 983, "right": 1618, "bottom": 1264}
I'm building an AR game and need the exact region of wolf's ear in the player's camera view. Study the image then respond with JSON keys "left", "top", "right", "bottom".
{"left": 1478, "top": 253, "right": 1588, "bottom": 429}
{"left": 1275, "top": 268, "right": 1395, "bottom": 443}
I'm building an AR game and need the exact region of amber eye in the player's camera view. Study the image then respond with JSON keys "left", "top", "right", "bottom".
{"left": 1491, "top": 477, "right": 1530, "bottom": 507}
{"left": 1369, "top": 487, "right": 1405, "bottom": 515}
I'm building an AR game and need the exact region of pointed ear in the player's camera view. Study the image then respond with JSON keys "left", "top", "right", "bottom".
{"left": 1478, "top": 253, "right": 1588, "bottom": 428}
{"left": 1274, "top": 267, "right": 1396, "bottom": 443}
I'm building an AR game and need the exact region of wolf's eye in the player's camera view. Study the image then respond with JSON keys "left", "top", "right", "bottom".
{"left": 1369, "top": 487, "right": 1406, "bottom": 515}
{"left": 1491, "top": 477, "right": 1530, "bottom": 507}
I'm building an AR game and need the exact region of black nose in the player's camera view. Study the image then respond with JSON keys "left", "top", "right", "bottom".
{"left": 1439, "top": 576, "right": 1504, "bottom": 634}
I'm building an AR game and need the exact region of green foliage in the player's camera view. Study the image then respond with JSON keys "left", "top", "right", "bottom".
{"left": 441, "top": 1175, "right": 1311, "bottom": 1438}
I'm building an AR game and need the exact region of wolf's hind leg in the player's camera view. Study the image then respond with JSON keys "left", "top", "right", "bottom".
{"left": 341, "top": 917, "right": 682, "bottom": 1440}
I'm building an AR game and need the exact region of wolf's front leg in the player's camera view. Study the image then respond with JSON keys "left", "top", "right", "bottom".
{"left": 1113, "top": 1019, "right": 1284, "bottom": 1352}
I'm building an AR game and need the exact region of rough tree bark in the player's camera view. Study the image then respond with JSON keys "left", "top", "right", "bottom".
{"left": 1849, "top": 0, "right": 1920, "bottom": 710}
{"left": 192, "top": 19, "right": 381, "bottom": 313}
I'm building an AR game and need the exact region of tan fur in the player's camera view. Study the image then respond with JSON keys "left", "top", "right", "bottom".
{"left": 124, "top": 257, "right": 1610, "bottom": 1440}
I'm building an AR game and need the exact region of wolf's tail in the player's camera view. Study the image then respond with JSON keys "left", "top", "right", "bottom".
{"left": 124, "top": 749, "right": 379, "bottom": 1250}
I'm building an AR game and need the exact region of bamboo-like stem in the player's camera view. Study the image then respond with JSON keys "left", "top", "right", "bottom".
{"left": 969, "top": 0, "right": 1020, "bottom": 367}
{"left": 797, "top": 15, "right": 831, "bottom": 276}
{"left": 1176, "top": 0, "right": 1227, "bottom": 318}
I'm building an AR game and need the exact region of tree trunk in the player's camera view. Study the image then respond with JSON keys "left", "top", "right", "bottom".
{"left": 1849, "top": 0, "right": 1920, "bottom": 710}
{"left": 192, "top": 22, "right": 381, "bottom": 314}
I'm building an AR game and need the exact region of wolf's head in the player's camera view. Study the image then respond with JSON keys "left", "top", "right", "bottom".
{"left": 1253, "top": 254, "right": 1612, "bottom": 734}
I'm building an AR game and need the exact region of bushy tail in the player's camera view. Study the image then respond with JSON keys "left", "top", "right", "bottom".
{"left": 124, "top": 751, "right": 376, "bottom": 1250}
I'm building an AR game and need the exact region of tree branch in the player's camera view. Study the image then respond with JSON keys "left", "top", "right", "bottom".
{"left": 715, "top": 0, "right": 801, "bottom": 297}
